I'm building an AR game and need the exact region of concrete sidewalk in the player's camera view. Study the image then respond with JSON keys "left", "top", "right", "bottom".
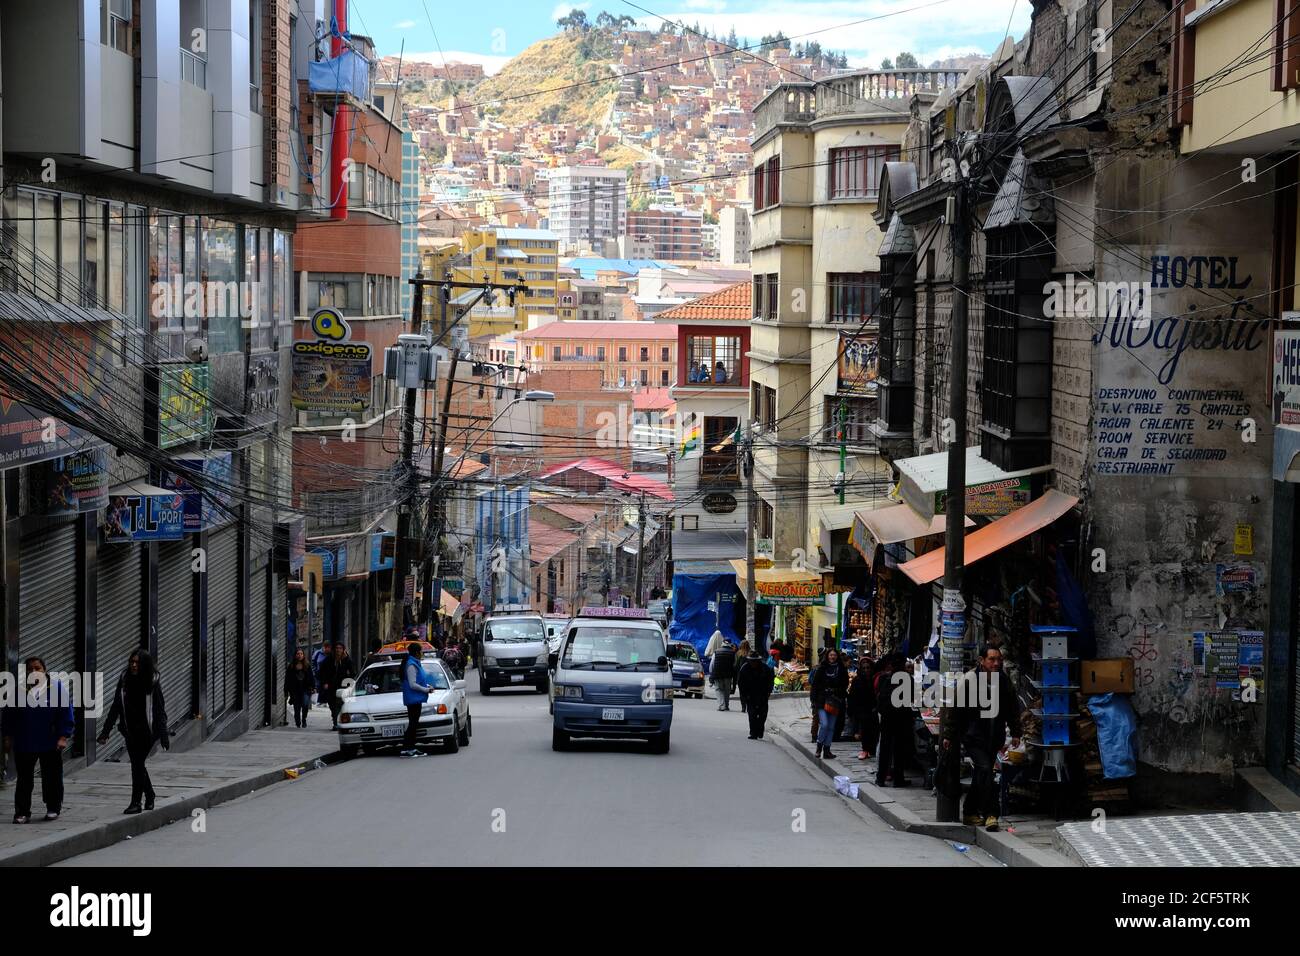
{"left": 766, "top": 695, "right": 1076, "bottom": 867}
{"left": 0, "top": 703, "right": 339, "bottom": 867}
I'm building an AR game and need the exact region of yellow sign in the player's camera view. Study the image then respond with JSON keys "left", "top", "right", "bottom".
{"left": 753, "top": 557, "right": 773, "bottom": 570}
{"left": 1234, "top": 524, "right": 1253, "bottom": 556}
{"left": 311, "top": 307, "right": 350, "bottom": 341}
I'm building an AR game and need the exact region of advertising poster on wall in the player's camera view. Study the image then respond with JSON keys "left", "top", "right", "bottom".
{"left": 159, "top": 451, "right": 235, "bottom": 531}
{"left": 836, "top": 332, "right": 879, "bottom": 396}
{"left": 0, "top": 322, "right": 113, "bottom": 467}
{"left": 103, "top": 487, "right": 186, "bottom": 543}
{"left": 1274, "top": 324, "right": 1300, "bottom": 426}
{"left": 159, "top": 363, "right": 215, "bottom": 449}
{"left": 291, "top": 308, "right": 373, "bottom": 414}
{"left": 38, "top": 448, "right": 110, "bottom": 515}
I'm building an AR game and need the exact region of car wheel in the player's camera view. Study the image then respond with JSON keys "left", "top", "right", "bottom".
{"left": 536, "top": 677, "right": 549, "bottom": 695}
{"left": 552, "top": 727, "right": 570, "bottom": 751}
{"left": 548, "top": 699, "right": 554, "bottom": 715}
{"left": 339, "top": 743, "right": 360, "bottom": 760}
{"left": 649, "top": 731, "right": 670, "bottom": 754}
{"left": 457, "top": 712, "right": 471, "bottom": 747}
{"left": 444, "top": 728, "right": 460, "bottom": 753}
{"left": 479, "top": 677, "right": 492, "bottom": 695}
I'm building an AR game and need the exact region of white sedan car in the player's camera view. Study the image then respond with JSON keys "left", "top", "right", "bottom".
{"left": 336, "top": 656, "right": 471, "bottom": 758}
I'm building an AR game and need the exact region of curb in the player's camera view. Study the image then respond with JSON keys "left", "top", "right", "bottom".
{"left": 773, "top": 724, "right": 1072, "bottom": 866}
{"left": 0, "top": 749, "right": 340, "bottom": 867}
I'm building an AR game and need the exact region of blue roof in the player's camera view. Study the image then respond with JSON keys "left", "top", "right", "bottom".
{"left": 566, "top": 258, "right": 670, "bottom": 279}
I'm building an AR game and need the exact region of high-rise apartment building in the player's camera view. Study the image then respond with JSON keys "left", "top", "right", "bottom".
{"left": 547, "top": 167, "right": 627, "bottom": 254}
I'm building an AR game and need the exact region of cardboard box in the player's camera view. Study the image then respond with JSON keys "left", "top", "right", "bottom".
{"left": 1081, "top": 658, "right": 1135, "bottom": 694}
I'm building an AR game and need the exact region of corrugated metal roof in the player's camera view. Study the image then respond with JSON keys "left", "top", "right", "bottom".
{"left": 536, "top": 457, "right": 674, "bottom": 500}
{"left": 983, "top": 149, "right": 1054, "bottom": 230}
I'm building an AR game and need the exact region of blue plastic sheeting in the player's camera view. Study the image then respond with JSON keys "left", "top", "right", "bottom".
{"left": 668, "top": 571, "right": 741, "bottom": 660}
{"left": 1088, "top": 692, "right": 1138, "bottom": 779}
{"left": 308, "top": 50, "right": 370, "bottom": 100}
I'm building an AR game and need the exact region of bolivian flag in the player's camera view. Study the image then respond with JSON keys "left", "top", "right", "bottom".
{"left": 679, "top": 422, "right": 701, "bottom": 459}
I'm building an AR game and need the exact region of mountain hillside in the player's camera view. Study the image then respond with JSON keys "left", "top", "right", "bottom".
{"left": 470, "top": 32, "right": 621, "bottom": 130}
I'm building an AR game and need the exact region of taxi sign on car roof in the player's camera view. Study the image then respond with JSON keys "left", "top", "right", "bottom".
{"left": 577, "top": 606, "right": 651, "bottom": 619}
{"left": 376, "top": 640, "right": 436, "bottom": 656}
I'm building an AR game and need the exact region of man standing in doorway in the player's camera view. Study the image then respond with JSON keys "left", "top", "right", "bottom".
{"left": 940, "top": 645, "right": 1021, "bottom": 830}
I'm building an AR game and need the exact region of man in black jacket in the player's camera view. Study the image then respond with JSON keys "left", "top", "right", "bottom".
{"left": 875, "top": 653, "right": 914, "bottom": 787}
{"left": 940, "top": 645, "right": 1022, "bottom": 830}
{"left": 711, "top": 641, "right": 737, "bottom": 711}
{"left": 736, "top": 650, "right": 775, "bottom": 739}
{"left": 318, "top": 642, "right": 357, "bottom": 730}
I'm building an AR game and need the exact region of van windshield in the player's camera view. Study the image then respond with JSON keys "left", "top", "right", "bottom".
{"left": 486, "top": 619, "right": 544, "bottom": 643}
{"left": 561, "top": 626, "right": 665, "bottom": 669}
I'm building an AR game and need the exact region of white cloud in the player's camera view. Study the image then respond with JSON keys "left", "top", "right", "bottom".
{"left": 551, "top": 2, "right": 592, "bottom": 21}
{"left": 647, "top": 0, "right": 1029, "bottom": 65}
{"left": 404, "top": 51, "right": 513, "bottom": 76}
{"left": 394, "top": 19, "right": 417, "bottom": 30}
{"left": 685, "top": 0, "right": 729, "bottom": 10}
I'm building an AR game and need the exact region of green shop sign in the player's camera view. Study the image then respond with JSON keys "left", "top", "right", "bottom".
{"left": 159, "top": 363, "right": 215, "bottom": 449}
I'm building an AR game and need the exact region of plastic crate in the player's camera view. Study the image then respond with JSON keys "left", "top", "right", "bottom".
{"left": 1040, "top": 689, "right": 1072, "bottom": 715}
{"left": 1041, "top": 716, "right": 1072, "bottom": 745}
{"left": 1039, "top": 660, "right": 1071, "bottom": 686}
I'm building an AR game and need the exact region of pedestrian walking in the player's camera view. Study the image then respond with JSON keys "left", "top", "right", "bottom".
{"left": 710, "top": 638, "right": 737, "bottom": 711}
{"left": 2, "top": 658, "right": 74, "bottom": 823}
{"left": 812, "top": 648, "right": 848, "bottom": 759}
{"left": 98, "top": 650, "right": 170, "bottom": 814}
{"left": 941, "top": 645, "right": 1022, "bottom": 830}
{"left": 317, "top": 641, "right": 357, "bottom": 730}
{"left": 735, "top": 641, "right": 751, "bottom": 713}
{"left": 311, "top": 642, "right": 330, "bottom": 707}
{"left": 849, "top": 656, "right": 879, "bottom": 761}
{"left": 874, "top": 653, "right": 913, "bottom": 787}
{"left": 807, "top": 647, "right": 828, "bottom": 742}
{"left": 285, "top": 649, "right": 315, "bottom": 728}
{"left": 398, "top": 642, "right": 436, "bottom": 758}
{"left": 736, "top": 648, "right": 775, "bottom": 739}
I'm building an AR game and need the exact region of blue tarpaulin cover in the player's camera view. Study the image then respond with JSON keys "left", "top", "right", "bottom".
{"left": 308, "top": 50, "right": 370, "bottom": 100}
{"left": 668, "top": 571, "right": 740, "bottom": 660}
{"left": 1088, "top": 692, "right": 1138, "bottom": 779}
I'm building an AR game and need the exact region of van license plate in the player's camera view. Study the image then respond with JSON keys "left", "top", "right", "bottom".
{"left": 510, "top": 674, "right": 524, "bottom": 682}
{"left": 381, "top": 724, "right": 405, "bottom": 738}
{"left": 601, "top": 708, "right": 624, "bottom": 721}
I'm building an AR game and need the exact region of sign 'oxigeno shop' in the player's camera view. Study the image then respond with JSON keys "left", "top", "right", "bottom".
{"left": 291, "top": 308, "right": 373, "bottom": 414}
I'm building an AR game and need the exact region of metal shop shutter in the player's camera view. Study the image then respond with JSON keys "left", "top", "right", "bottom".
{"left": 18, "top": 522, "right": 78, "bottom": 677}
{"left": 207, "top": 525, "right": 240, "bottom": 718}
{"left": 96, "top": 543, "right": 144, "bottom": 685}
{"left": 157, "top": 540, "right": 195, "bottom": 728}
{"left": 248, "top": 562, "right": 269, "bottom": 729}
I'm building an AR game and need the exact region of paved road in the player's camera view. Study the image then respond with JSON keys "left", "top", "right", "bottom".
{"left": 62, "top": 685, "right": 986, "bottom": 867}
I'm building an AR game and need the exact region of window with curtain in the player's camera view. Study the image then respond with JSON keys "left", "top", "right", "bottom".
{"left": 827, "top": 273, "right": 881, "bottom": 325}
{"left": 829, "top": 146, "right": 900, "bottom": 200}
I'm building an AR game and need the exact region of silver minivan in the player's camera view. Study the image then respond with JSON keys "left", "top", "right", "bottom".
{"left": 479, "top": 610, "right": 549, "bottom": 694}
{"left": 550, "top": 607, "right": 673, "bottom": 753}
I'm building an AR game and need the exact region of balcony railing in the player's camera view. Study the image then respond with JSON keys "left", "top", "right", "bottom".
{"left": 817, "top": 69, "right": 964, "bottom": 118}
{"left": 753, "top": 83, "right": 816, "bottom": 139}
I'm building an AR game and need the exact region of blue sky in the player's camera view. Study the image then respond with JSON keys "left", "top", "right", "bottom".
{"left": 351, "top": 0, "right": 1031, "bottom": 75}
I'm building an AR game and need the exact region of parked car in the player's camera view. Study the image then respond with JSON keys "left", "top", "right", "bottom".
{"left": 646, "top": 599, "right": 669, "bottom": 628}
{"left": 666, "top": 641, "right": 705, "bottom": 698}
{"left": 336, "top": 656, "right": 470, "bottom": 757}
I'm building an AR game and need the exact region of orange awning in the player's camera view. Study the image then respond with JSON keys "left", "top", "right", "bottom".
{"left": 897, "top": 490, "right": 1079, "bottom": 585}
{"left": 440, "top": 590, "right": 460, "bottom": 616}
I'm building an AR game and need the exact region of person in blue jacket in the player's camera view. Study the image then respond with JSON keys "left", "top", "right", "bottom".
{"left": 399, "top": 643, "right": 436, "bottom": 758}
{"left": 2, "top": 657, "right": 75, "bottom": 824}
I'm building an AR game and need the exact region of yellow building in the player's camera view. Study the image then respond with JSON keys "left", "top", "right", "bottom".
{"left": 448, "top": 227, "right": 560, "bottom": 332}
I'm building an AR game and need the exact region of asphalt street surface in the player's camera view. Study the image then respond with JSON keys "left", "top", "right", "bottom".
{"left": 62, "top": 685, "right": 988, "bottom": 866}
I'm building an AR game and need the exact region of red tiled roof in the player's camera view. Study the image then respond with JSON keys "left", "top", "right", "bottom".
{"left": 656, "top": 281, "right": 751, "bottom": 322}
{"left": 514, "top": 321, "right": 676, "bottom": 340}
{"left": 536, "top": 457, "right": 674, "bottom": 501}
{"left": 538, "top": 502, "right": 604, "bottom": 524}
{"left": 528, "top": 523, "right": 580, "bottom": 564}
{"left": 633, "top": 387, "right": 674, "bottom": 412}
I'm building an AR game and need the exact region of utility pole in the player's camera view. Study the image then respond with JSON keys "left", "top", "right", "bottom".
{"left": 633, "top": 491, "right": 647, "bottom": 607}
{"left": 837, "top": 397, "right": 846, "bottom": 646}
{"left": 937, "top": 156, "right": 971, "bottom": 823}
{"left": 389, "top": 276, "right": 425, "bottom": 641}
{"left": 422, "top": 272, "right": 458, "bottom": 632}
{"left": 743, "top": 434, "right": 756, "bottom": 644}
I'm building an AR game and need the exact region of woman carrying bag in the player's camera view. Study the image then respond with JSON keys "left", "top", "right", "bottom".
{"left": 812, "top": 648, "right": 849, "bottom": 759}
{"left": 98, "top": 650, "right": 170, "bottom": 814}
{"left": 285, "top": 649, "right": 315, "bottom": 728}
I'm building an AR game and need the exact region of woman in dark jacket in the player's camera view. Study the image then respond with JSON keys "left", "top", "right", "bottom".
{"left": 811, "top": 649, "right": 849, "bottom": 759}
{"left": 848, "top": 655, "right": 879, "bottom": 760}
{"left": 97, "top": 650, "right": 170, "bottom": 814}
{"left": 285, "top": 649, "right": 316, "bottom": 727}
